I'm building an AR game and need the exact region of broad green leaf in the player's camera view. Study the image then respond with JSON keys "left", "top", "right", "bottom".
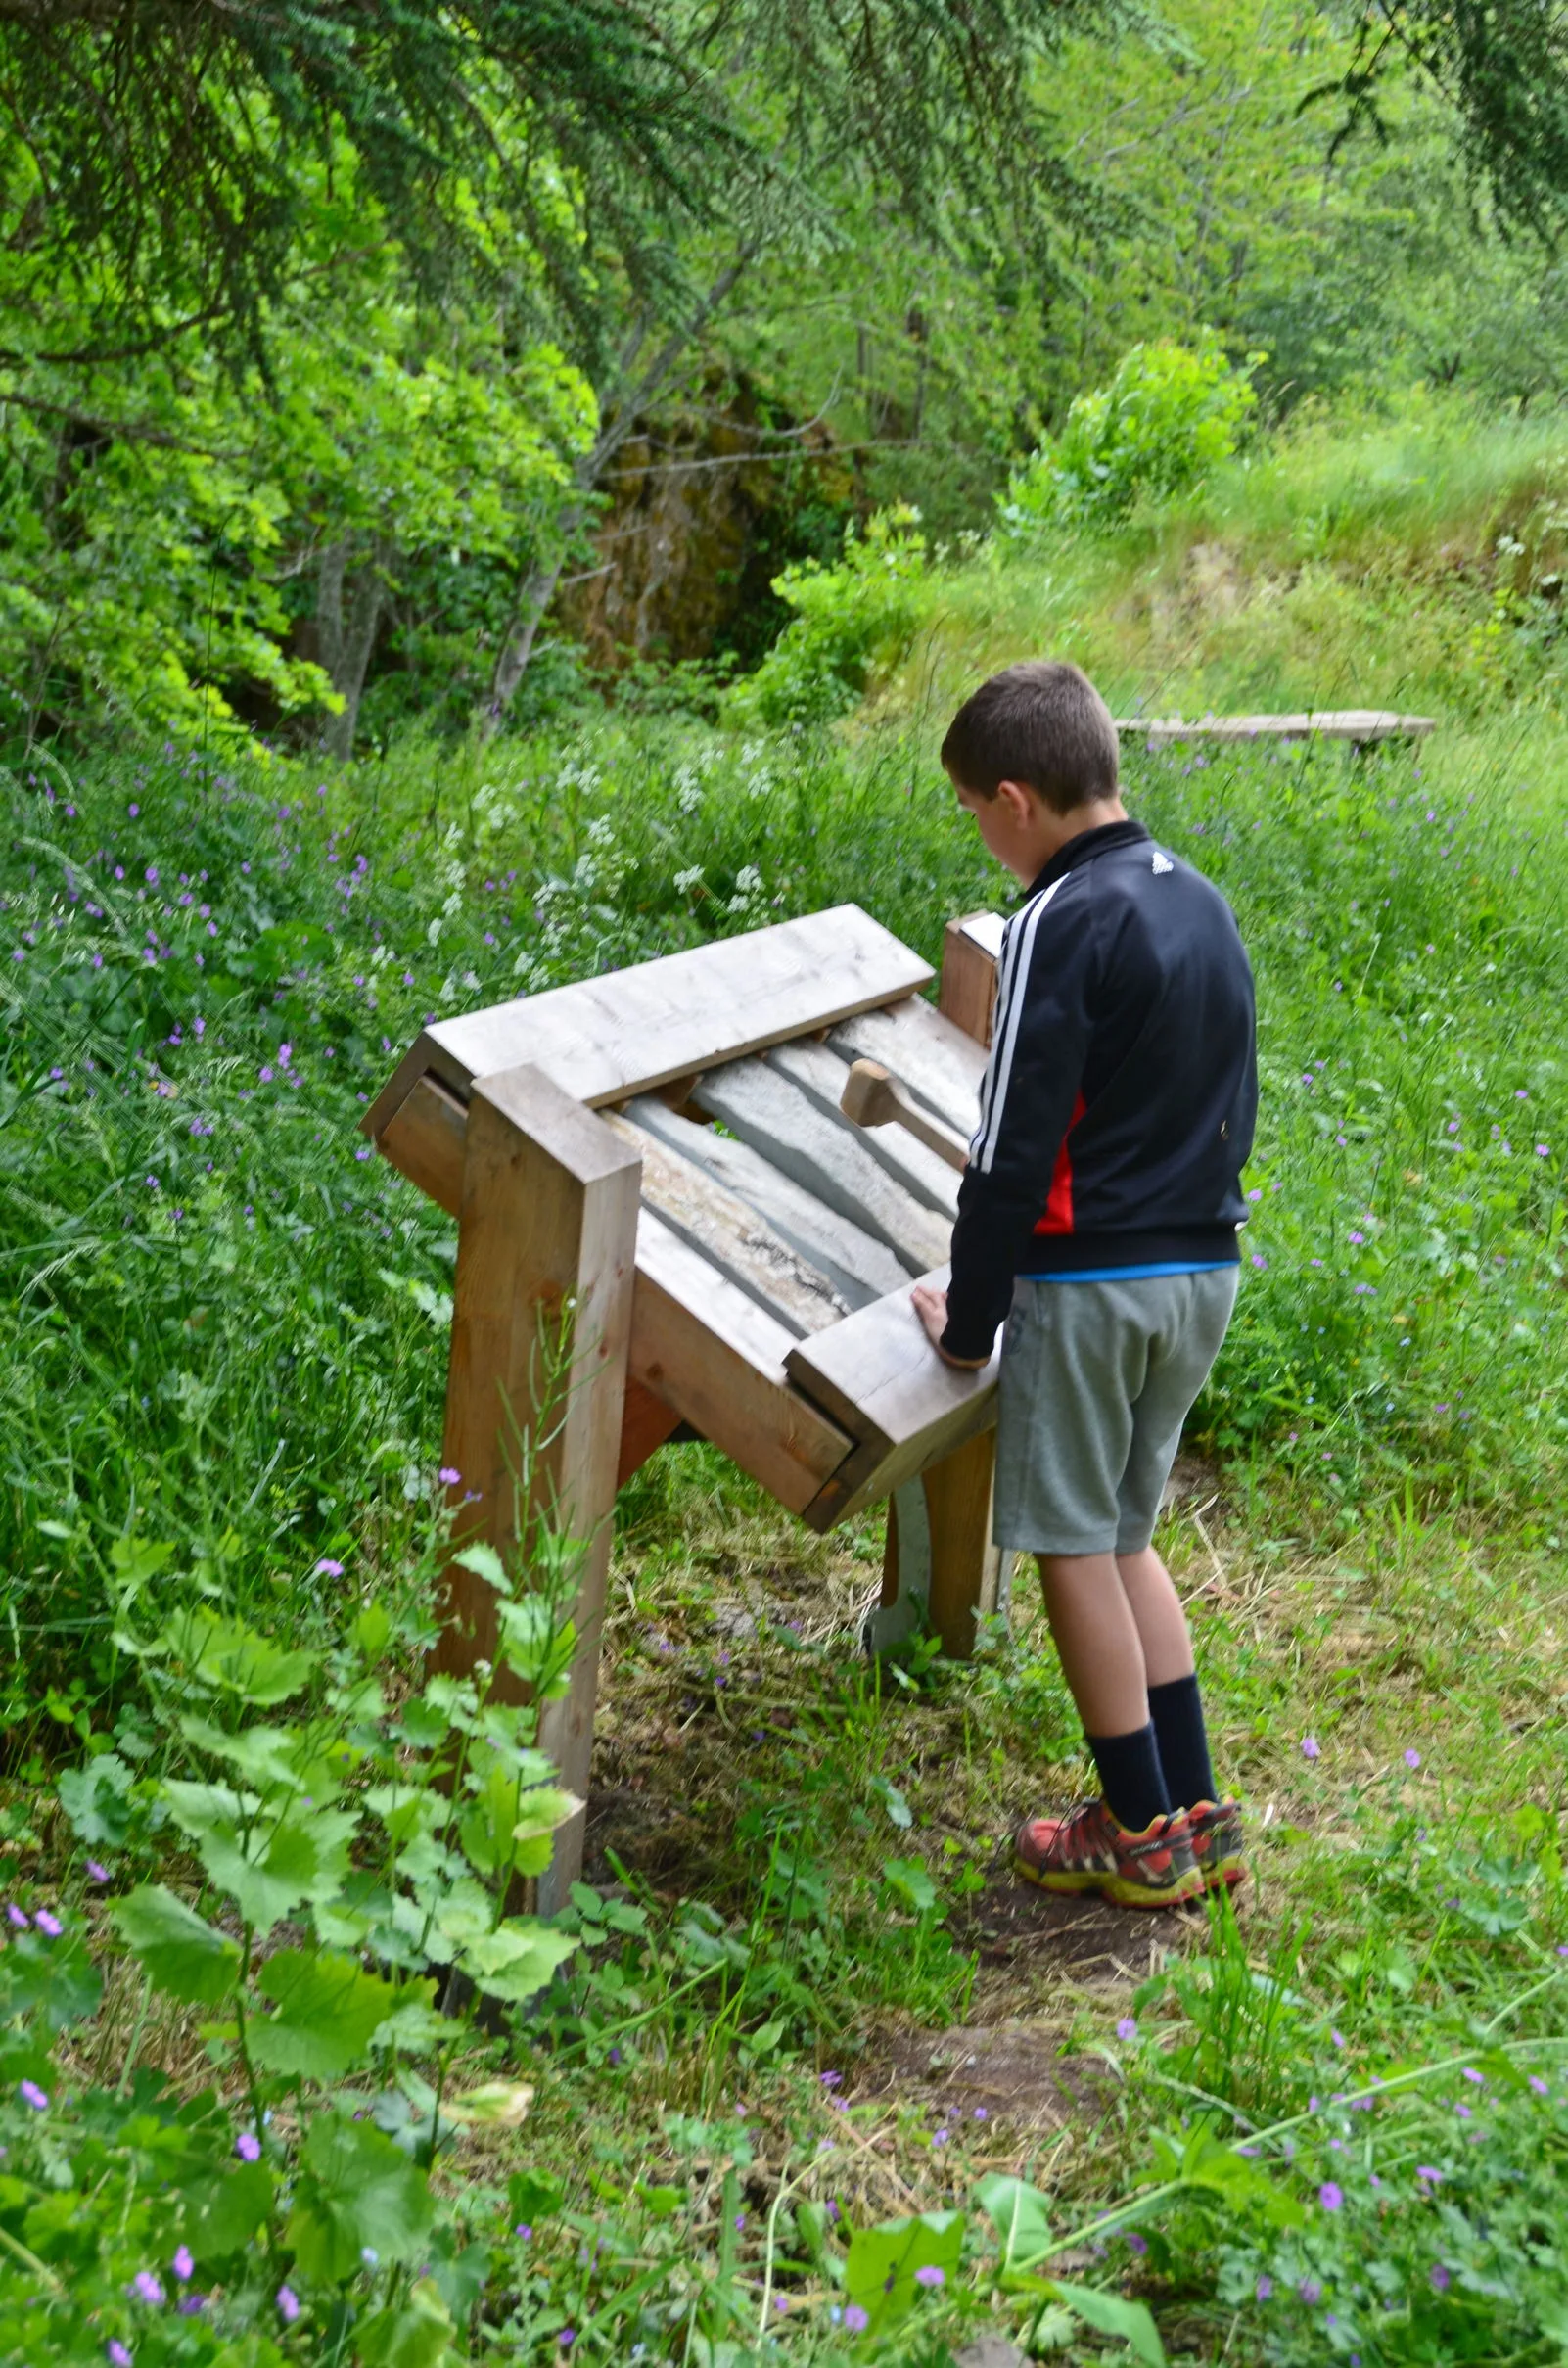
{"left": 288, "top": 2114, "right": 435, "bottom": 2283}
{"left": 845, "top": 2210, "right": 964, "bottom": 2333}
{"left": 172, "top": 1795, "right": 359, "bottom": 1935}
{"left": 179, "top": 2160, "right": 274, "bottom": 2261}
{"left": 441, "top": 2078, "right": 534, "bottom": 2127}
{"left": 177, "top": 1716, "right": 335, "bottom": 1796}
{"left": 1, "top": 1930, "right": 103, "bottom": 2034}
{"left": 1046, "top": 2281, "right": 1167, "bottom": 2365}
{"left": 882, "top": 1856, "right": 938, "bottom": 1916}
{"left": 976, "top": 2174, "right": 1052, "bottom": 2273}
{"left": 161, "top": 1606, "right": 318, "bottom": 1703}
{"left": 112, "top": 1884, "right": 240, "bottom": 2005}
{"left": 452, "top": 1540, "right": 507, "bottom": 1589}
{"left": 355, "top": 2278, "right": 455, "bottom": 2368}
{"left": 508, "top": 2169, "right": 565, "bottom": 2224}
{"left": 249, "top": 1949, "right": 409, "bottom": 2080}
{"left": 57, "top": 1751, "right": 135, "bottom": 1845}
{"left": 456, "top": 1918, "right": 578, "bottom": 2006}
{"left": 496, "top": 1594, "right": 576, "bottom": 1695}
{"left": 510, "top": 1787, "right": 579, "bottom": 1878}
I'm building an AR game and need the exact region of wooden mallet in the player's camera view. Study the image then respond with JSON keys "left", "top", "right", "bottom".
{"left": 840, "top": 1059, "right": 968, "bottom": 1171}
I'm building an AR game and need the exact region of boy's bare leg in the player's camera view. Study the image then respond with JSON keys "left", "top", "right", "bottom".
{"left": 1115, "top": 1546, "right": 1195, "bottom": 1687}
{"left": 1035, "top": 1552, "right": 1151, "bottom": 1744}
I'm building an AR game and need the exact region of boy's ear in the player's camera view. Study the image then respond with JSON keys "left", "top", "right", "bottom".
{"left": 993, "top": 776, "right": 1038, "bottom": 824}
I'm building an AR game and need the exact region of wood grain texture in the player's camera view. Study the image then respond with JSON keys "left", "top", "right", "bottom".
{"left": 937, "top": 914, "right": 1001, "bottom": 1049}
{"left": 692, "top": 1059, "right": 950, "bottom": 1276}
{"left": 616, "top": 1376, "right": 684, "bottom": 1487}
{"left": 628, "top": 1211, "right": 854, "bottom": 1514}
{"left": 787, "top": 1264, "right": 999, "bottom": 1531}
{"left": 432, "top": 1063, "right": 641, "bottom": 1910}
{"left": 627, "top": 1095, "right": 909, "bottom": 1308}
{"left": 377, "top": 1070, "right": 467, "bottom": 1216}
{"left": 601, "top": 1107, "right": 846, "bottom": 1336}
{"left": 767, "top": 1039, "right": 960, "bottom": 1215}
{"left": 921, "top": 1426, "right": 1004, "bottom": 1659}
{"left": 363, "top": 904, "right": 930, "bottom": 1142}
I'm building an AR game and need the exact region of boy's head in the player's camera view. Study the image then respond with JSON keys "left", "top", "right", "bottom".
{"left": 941, "top": 659, "right": 1124, "bottom": 883}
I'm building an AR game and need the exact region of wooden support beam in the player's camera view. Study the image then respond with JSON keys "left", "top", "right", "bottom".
{"left": 1114, "top": 709, "right": 1435, "bottom": 749}
{"left": 922, "top": 1426, "right": 1007, "bottom": 1659}
{"left": 432, "top": 1063, "right": 641, "bottom": 1911}
{"left": 617, "top": 1377, "right": 684, "bottom": 1487}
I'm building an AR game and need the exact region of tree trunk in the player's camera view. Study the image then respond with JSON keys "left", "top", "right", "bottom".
{"left": 315, "top": 533, "right": 390, "bottom": 761}
{"left": 482, "top": 241, "right": 761, "bottom": 734}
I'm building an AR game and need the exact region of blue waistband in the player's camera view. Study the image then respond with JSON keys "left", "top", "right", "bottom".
{"left": 1021, "top": 1259, "right": 1235, "bottom": 1284}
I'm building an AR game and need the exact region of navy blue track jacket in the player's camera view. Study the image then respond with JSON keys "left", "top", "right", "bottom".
{"left": 940, "top": 817, "right": 1258, "bottom": 1363}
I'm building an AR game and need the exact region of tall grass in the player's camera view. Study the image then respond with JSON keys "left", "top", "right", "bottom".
{"left": 4, "top": 669, "right": 1566, "bottom": 1738}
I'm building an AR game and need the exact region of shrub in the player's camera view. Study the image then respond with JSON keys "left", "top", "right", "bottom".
{"left": 998, "top": 330, "right": 1260, "bottom": 536}
{"left": 729, "top": 504, "right": 931, "bottom": 725}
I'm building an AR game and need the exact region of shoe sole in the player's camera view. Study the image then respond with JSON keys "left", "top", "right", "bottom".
{"left": 1013, "top": 1852, "right": 1205, "bottom": 1911}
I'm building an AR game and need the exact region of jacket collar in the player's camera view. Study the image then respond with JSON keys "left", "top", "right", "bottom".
{"left": 1029, "top": 815, "right": 1150, "bottom": 898}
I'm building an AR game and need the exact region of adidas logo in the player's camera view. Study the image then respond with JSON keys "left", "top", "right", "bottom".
{"left": 1152, "top": 849, "right": 1174, "bottom": 874}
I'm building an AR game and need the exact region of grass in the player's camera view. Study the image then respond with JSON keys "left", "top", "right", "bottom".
{"left": 4, "top": 395, "right": 1568, "bottom": 2360}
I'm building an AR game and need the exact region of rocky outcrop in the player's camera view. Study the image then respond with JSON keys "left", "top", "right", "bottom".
{"left": 558, "top": 375, "right": 853, "bottom": 673}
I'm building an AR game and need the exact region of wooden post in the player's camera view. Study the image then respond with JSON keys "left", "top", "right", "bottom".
{"left": 938, "top": 913, "right": 1001, "bottom": 1049}
{"left": 432, "top": 1062, "right": 641, "bottom": 1910}
{"left": 874, "top": 915, "right": 1011, "bottom": 1658}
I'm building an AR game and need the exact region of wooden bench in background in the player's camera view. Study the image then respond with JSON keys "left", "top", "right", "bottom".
{"left": 365, "top": 905, "right": 1008, "bottom": 1905}
{"left": 1113, "top": 709, "right": 1435, "bottom": 750}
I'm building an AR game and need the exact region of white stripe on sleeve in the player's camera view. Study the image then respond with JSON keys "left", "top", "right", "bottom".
{"left": 973, "top": 876, "right": 1066, "bottom": 1174}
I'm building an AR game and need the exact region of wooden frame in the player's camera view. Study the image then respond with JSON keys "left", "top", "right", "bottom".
{"left": 368, "top": 905, "right": 1007, "bottom": 1893}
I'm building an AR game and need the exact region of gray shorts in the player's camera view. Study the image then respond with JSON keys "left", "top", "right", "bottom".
{"left": 993, "top": 1268, "right": 1239, "bottom": 1557}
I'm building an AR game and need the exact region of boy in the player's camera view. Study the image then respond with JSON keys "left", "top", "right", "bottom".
{"left": 911, "top": 660, "right": 1256, "bottom": 1909}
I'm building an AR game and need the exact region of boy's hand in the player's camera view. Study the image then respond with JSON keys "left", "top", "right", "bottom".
{"left": 911, "top": 1283, "right": 989, "bottom": 1370}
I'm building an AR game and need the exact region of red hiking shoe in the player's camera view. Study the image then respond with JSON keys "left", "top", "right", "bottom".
{"left": 1185, "top": 1797, "right": 1246, "bottom": 1892}
{"left": 1013, "top": 1799, "right": 1203, "bottom": 1910}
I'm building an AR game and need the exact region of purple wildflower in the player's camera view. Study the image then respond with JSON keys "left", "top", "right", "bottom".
{"left": 1117, "top": 2017, "right": 1137, "bottom": 2041}
{"left": 86, "top": 1861, "right": 109, "bottom": 1883}
{"left": 108, "top": 2346, "right": 132, "bottom": 2367}
{"left": 276, "top": 2285, "right": 300, "bottom": 2324}
{"left": 914, "top": 2264, "right": 945, "bottom": 2287}
{"left": 844, "top": 2304, "right": 870, "bottom": 2332}
{"left": 1404, "top": 1748, "right": 1421, "bottom": 1769}
{"left": 438, "top": 1465, "right": 461, "bottom": 1485}
{"left": 1431, "top": 2264, "right": 1451, "bottom": 2292}
{"left": 235, "top": 2131, "right": 261, "bottom": 2161}
{"left": 172, "top": 2246, "right": 193, "bottom": 2280}
{"left": 34, "top": 1910, "right": 62, "bottom": 1938}
{"left": 19, "top": 2080, "right": 47, "bottom": 2112}
{"left": 1318, "top": 2183, "right": 1343, "bottom": 2211}
{"left": 132, "top": 2272, "right": 164, "bottom": 2304}
{"left": 1416, "top": 2165, "right": 1442, "bottom": 2184}
{"left": 1530, "top": 2075, "right": 1549, "bottom": 2097}
{"left": 1299, "top": 2278, "right": 1322, "bottom": 2304}
{"left": 1256, "top": 2275, "right": 1273, "bottom": 2300}
{"left": 1302, "top": 1735, "right": 1320, "bottom": 1760}
{"left": 6, "top": 1904, "right": 27, "bottom": 1928}
{"left": 313, "top": 1556, "right": 344, "bottom": 1577}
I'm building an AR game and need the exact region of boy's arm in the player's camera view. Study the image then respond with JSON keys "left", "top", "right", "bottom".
{"left": 939, "top": 886, "right": 1094, "bottom": 1363}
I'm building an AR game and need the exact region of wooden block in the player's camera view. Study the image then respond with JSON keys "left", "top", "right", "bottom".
{"left": 433, "top": 1064, "right": 641, "bottom": 1911}
{"left": 937, "top": 912, "right": 1002, "bottom": 1048}
{"left": 827, "top": 996, "right": 987, "bottom": 1137}
{"left": 628, "top": 1211, "right": 854, "bottom": 1514}
{"left": 692, "top": 1059, "right": 950, "bottom": 1277}
{"left": 377, "top": 1070, "right": 467, "bottom": 1216}
{"left": 363, "top": 905, "right": 931, "bottom": 1144}
{"left": 627, "top": 1095, "right": 909, "bottom": 1309}
{"left": 767, "top": 1040, "right": 959, "bottom": 1217}
{"left": 787, "top": 1265, "right": 999, "bottom": 1531}
{"left": 601, "top": 1107, "right": 847, "bottom": 1336}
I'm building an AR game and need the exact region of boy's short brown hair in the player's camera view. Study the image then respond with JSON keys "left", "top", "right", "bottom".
{"left": 941, "top": 659, "right": 1119, "bottom": 813}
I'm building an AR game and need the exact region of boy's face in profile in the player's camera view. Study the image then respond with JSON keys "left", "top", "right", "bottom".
{"left": 949, "top": 769, "right": 1052, "bottom": 884}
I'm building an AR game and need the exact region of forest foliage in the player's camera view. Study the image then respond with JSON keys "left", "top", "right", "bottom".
{"left": 10, "top": 0, "right": 1568, "bottom": 758}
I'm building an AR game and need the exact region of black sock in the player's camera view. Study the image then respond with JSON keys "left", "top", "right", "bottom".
{"left": 1147, "top": 1672, "right": 1217, "bottom": 1811}
{"left": 1085, "top": 1722, "right": 1171, "bottom": 1833}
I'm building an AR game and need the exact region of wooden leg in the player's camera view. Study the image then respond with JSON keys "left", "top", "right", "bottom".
{"left": 432, "top": 1061, "right": 641, "bottom": 1911}
{"left": 921, "top": 1426, "right": 1007, "bottom": 1659}
{"left": 862, "top": 1479, "right": 931, "bottom": 1654}
{"left": 616, "top": 1376, "right": 683, "bottom": 1487}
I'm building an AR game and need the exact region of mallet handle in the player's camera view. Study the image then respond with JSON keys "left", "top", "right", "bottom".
{"left": 840, "top": 1059, "right": 968, "bottom": 1172}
